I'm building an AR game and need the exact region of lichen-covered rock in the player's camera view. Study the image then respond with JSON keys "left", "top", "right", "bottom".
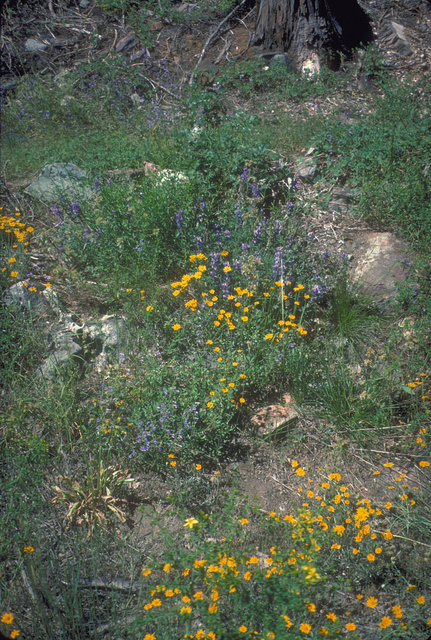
{"left": 4, "top": 282, "right": 60, "bottom": 317}
{"left": 83, "top": 315, "right": 128, "bottom": 372}
{"left": 25, "top": 163, "right": 93, "bottom": 203}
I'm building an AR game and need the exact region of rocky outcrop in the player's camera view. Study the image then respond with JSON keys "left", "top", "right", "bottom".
{"left": 4, "top": 283, "right": 128, "bottom": 378}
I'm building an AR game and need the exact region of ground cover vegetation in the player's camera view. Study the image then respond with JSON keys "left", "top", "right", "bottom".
{"left": 1, "top": 1, "right": 430, "bottom": 637}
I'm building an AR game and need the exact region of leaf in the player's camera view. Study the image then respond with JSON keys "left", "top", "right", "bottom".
{"left": 401, "top": 385, "right": 415, "bottom": 395}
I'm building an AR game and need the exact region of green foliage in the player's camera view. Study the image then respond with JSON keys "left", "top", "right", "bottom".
{"left": 312, "top": 77, "right": 431, "bottom": 252}
{"left": 219, "top": 58, "right": 348, "bottom": 100}
{"left": 52, "top": 457, "right": 134, "bottom": 532}
{"left": 1, "top": 26, "right": 431, "bottom": 640}
{"left": 324, "top": 269, "right": 382, "bottom": 341}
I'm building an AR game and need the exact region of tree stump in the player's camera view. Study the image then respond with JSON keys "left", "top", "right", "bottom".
{"left": 253, "top": 0, "right": 373, "bottom": 70}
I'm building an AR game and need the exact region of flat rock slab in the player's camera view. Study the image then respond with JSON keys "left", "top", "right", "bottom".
{"left": 345, "top": 232, "right": 412, "bottom": 303}
{"left": 251, "top": 393, "right": 299, "bottom": 437}
{"left": 25, "top": 163, "right": 93, "bottom": 203}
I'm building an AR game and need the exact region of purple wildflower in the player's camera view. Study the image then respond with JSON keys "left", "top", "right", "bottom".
{"left": 175, "top": 210, "right": 184, "bottom": 231}
{"left": 253, "top": 222, "right": 263, "bottom": 245}
{"left": 240, "top": 167, "right": 250, "bottom": 183}
{"left": 210, "top": 252, "right": 220, "bottom": 278}
{"left": 251, "top": 182, "right": 261, "bottom": 198}
{"left": 69, "top": 201, "right": 80, "bottom": 216}
{"left": 273, "top": 246, "right": 284, "bottom": 279}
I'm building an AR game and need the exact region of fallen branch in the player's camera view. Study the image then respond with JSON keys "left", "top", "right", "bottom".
{"left": 230, "top": 17, "right": 252, "bottom": 60}
{"left": 136, "top": 72, "right": 181, "bottom": 100}
{"left": 62, "top": 578, "right": 141, "bottom": 592}
{"left": 214, "top": 38, "right": 232, "bottom": 64}
{"left": 48, "top": 0, "right": 56, "bottom": 18}
{"left": 189, "top": 0, "right": 249, "bottom": 85}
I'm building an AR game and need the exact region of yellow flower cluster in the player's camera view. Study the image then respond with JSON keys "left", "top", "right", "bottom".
{"left": 1, "top": 209, "right": 34, "bottom": 281}
{"left": 171, "top": 255, "right": 208, "bottom": 296}
{"left": 1, "top": 611, "right": 20, "bottom": 637}
{"left": 0, "top": 210, "right": 33, "bottom": 244}
{"left": 170, "top": 252, "right": 309, "bottom": 344}
{"left": 406, "top": 373, "right": 430, "bottom": 410}
{"left": 140, "top": 450, "right": 429, "bottom": 639}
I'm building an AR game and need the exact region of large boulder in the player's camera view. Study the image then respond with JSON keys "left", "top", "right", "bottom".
{"left": 347, "top": 232, "right": 412, "bottom": 304}
{"left": 25, "top": 163, "right": 93, "bottom": 203}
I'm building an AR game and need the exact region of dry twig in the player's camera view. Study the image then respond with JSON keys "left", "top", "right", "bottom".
{"left": 189, "top": 0, "right": 249, "bottom": 85}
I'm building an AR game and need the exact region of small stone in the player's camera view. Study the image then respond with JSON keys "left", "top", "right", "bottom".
{"left": 251, "top": 394, "right": 299, "bottom": 438}
{"left": 130, "top": 48, "right": 149, "bottom": 63}
{"left": 116, "top": 34, "right": 138, "bottom": 53}
{"left": 295, "top": 158, "right": 317, "bottom": 182}
{"left": 149, "top": 21, "right": 164, "bottom": 32}
{"left": 25, "top": 39, "right": 48, "bottom": 53}
{"left": 79, "top": 0, "right": 90, "bottom": 7}
{"left": 130, "top": 93, "right": 143, "bottom": 106}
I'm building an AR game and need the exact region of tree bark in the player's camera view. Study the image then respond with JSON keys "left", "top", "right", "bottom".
{"left": 253, "top": 0, "right": 373, "bottom": 68}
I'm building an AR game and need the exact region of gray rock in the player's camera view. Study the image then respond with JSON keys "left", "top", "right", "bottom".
{"left": 5, "top": 285, "right": 128, "bottom": 377}
{"left": 54, "top": 69, "right": 71, "bottom": 89}
{"left": 346, "top": 232, "right": 412, "bottom": 304}
{"left": 25, "top": 38, "right": 48, "bottom": 53}
{"left": 37, "top": 340, "right": 83, "bottom": 379}
{"left": 130, "top": 92, "right": 143, "bottom": 106}
{"left": 270, "top": 54, "right": 294, "bottom": 73}
{"left": 116, "top": 35, "right": 138, "bottom": 54}
{"left": 38, "top": 313, "right": 127, "bottom": 378}
{"left": 295, "top": 158, "right": 318, "bottom": 182}
{"left": 130, "top": 48, "right": 149, "bottom": 63}
{"left": 25, "top": 163, "right": 93, "bottom": 203}
{"left": 83, "top": 315, "right": 128, "bottom": 372}
{"left": 46, "top": 313, "right": 83, "bottom": 351}
{"left": 3, "top": 282, "right": 60, "bottom": 317}
{"left": 380, "top": 20, "right": 413, "bottom": 56}
{"left": 79, "top": 0, "right": 90, "bottom": 7}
